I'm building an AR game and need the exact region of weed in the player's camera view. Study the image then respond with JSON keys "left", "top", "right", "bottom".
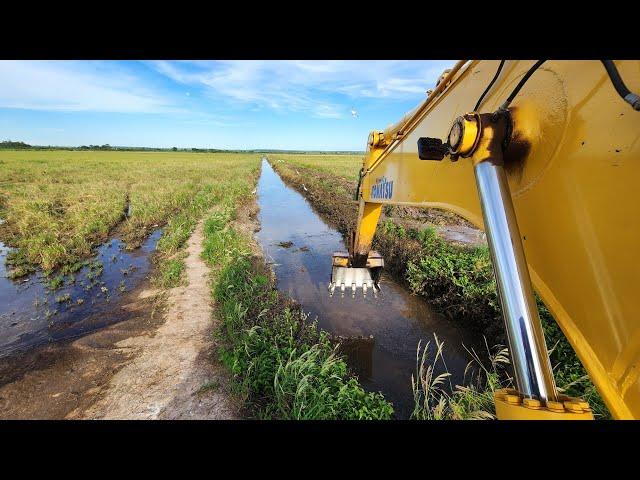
{"left": 203, "top": 209, "right": 393, "bottom": 419}
{"left": 411, "top": 334, "right": 510, "bottom": 420}
{"left": 55, "top": 293, "right": 71, "bottom": 304}
{"left": 155, "top": 255, "right": 186, "bottom": 288}
{"left": 48, "top": 275, "right": 64, "bottom": 290}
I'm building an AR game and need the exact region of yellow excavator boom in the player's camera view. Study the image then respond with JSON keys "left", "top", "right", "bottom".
{"left": 332, "top": 60, "right": 640, "bottom": 419}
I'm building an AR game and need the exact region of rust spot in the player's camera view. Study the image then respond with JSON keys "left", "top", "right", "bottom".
{"left": 502, "top": 106, "right": 532, "bottom": 180}
{"left": 503, "top": 129, "right": 532, "bottom": 178}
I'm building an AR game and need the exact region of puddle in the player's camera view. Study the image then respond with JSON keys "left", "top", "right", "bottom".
{"left": 0, "top": 229, "right": 162, "bottom": 358}
{"left": 256, "top": 159, "right": 482, "bottom": 418}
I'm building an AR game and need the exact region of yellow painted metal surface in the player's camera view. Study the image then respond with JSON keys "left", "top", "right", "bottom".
{"left": 360, "top": 60, "right": 640, "bottom": 419}
{"left": 494, "top": 389, "right": 594, "bottom": 420}
{"left": 352, "top": 200, "right": 383, "bottom": 261}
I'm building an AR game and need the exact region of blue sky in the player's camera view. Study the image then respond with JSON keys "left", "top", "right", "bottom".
{"left": 0, "top": 60, "right": 455, "bottom": 151}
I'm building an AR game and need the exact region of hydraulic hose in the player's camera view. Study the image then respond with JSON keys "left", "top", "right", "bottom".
{"left": 496, "top": 60, "right": 640, "bottom": 112}
{"left": 474, "top": 60, "right": 506, "bottom": 111}
{"left": 499, "top": 60, "right": 546, "bottom": 110}
{"left": 601, "top": 60, "right": 640, "bottom": 110}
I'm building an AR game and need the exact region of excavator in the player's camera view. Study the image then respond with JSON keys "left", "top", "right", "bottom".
{"left": 329, "top": 60, "right": 640, "bottom": 420}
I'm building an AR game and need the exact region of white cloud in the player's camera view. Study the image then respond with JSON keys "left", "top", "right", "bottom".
{"left": 0, "top": 61, "right": 174, "bottom": 114}
{"left": 0, "top": 60, "right": 456, "bottom": 121}
{"left": 149, "top": 60, "right": 454, "bottom": 119}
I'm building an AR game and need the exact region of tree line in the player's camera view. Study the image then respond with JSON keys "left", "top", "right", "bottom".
{"left": 0, "top": 140, "right": 362, "bottom": 155}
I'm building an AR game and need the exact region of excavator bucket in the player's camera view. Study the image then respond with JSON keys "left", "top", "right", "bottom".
{"left": 328, "top": 251, "right": 384, "bottom": 298}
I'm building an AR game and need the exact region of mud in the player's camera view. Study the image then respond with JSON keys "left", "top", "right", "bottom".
{"left": 0, "top": 285, "right": 165, "bottom": 418}
{"left": 0, "top": 230, "right": 162, "bottom": 358}
{"left": 0, "top": 215, "right": 241, "bottom": 419}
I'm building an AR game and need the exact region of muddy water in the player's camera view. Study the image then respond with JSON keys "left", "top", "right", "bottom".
{"left": 256, "top": 160, "right": 480, "bottom": 418}
{"left": 0, "top": 230, "right": 162, "bottom": 358}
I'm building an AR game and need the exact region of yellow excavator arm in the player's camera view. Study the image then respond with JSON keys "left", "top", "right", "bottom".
{"left": 330, "top": 60, "right": 640, "bottom": 419}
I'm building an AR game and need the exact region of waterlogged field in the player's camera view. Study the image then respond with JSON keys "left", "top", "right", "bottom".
{"left": 0, "top": 150, "right": 261, "bottom": 358}
{"left": 0, "top": 150, "right": 260, "bottom": 281}
{"left": 269, "top": 153, "right": 611, "bottom": 419}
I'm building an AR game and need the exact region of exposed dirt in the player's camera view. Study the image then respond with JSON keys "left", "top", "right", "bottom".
{"left": 0, "top": 286, "right": 165, "bottom": 419}
{"left": 0, "top": 215, "right": 243, "bottom": 419}
{"left": 76, "top": 219, "right": 239, "bottom": 419}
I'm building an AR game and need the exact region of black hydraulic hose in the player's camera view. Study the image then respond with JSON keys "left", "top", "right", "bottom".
{"left": 495, "top": 59, "right": 640, "bottom": 112}
{"left": 601, "top": 60, "right": 640, "bottom": 110}
{"left": 499, "top": 60, "right": 546, "bottom": 110}
{"left": 474, "top": 60, "right": 506, "bottom": 112}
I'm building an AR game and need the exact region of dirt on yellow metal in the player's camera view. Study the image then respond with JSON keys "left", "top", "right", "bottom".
{"left": 356, "top": 60, "right": 640, "bottom": 419}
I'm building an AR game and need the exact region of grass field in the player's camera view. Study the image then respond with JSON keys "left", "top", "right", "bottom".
{"left": 271, "top": 153, "right": 363, "bottom": 181}
{"left": 0, "top": 150, "right": 260, "bottom": 283}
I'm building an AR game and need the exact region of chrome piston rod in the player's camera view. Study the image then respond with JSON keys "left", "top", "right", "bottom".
{"left": 474, "top": 161, "right": 558, "bottom": 402}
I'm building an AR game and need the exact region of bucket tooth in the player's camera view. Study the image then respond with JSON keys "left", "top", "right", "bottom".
{"left": 330, "top": 250, "right": 384, "bottom": 298}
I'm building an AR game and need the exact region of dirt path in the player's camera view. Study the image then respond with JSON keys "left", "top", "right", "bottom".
{"left": 77, "top": 219, "right": 239, "bottom": 419}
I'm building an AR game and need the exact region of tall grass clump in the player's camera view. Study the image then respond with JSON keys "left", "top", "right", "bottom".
{"left": 411, "top": 332, "right": 611, "bottom": 419}
{"left": 202, "top": 208, "right": 393, "bottom": 420}
{"left": 400, "top": 225, "right": 610, "bottom": 418}
{"left": 403, "top": 225, "right": 500, "bottom": 336}
{"left": 411, "top": 334, "right": 510, "bottom": 420}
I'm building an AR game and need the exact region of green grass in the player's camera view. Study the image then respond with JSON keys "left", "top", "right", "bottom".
{"left": 202, "top": 207, "right": 394, "bottom": 420}
{"left": 402, "top": 224, "right": 501, "bottom": 337}
{"left": 411, "top": 334, "right": 510, "bottom": 420}
{"left": 156, "top": 254, "right": 187, "bottom": 288}
{"left": 0, "top": 150, "right": 261, "bottom": 281}
{"left": 270, "top": 153, "right": 362, "bottom": 181}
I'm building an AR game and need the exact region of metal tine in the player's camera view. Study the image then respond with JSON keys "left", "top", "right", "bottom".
{"left": 341, "top": 283, "right": 345, "bottom": 298}
{"left": 328, "top": 282, "right": 335, "bottom": 297}
{"left": 351, "top": 283, "right": 356, "bottom": 298}
{"left": 363, "top": 282, "right": 368, "bottom": 298}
